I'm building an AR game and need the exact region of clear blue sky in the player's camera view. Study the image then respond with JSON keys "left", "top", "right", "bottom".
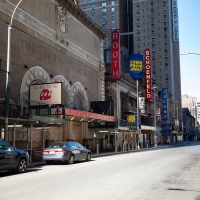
{"left": 179, "top": 0, "right": 200, "bottom": 101}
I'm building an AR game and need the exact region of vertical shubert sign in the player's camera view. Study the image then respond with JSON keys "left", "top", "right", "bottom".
{"left": 145, "top": 48, "right": 152, "bottom": 101}
{"left": 111, "top": 30, "right": 120, "bottom": 79}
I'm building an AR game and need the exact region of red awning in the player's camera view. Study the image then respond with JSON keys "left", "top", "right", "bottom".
{"left": 65, "top": 108, "right": 115, "bottom": 122}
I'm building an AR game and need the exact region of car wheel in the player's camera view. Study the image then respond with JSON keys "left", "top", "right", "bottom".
{"left": 86, "top": 153, "right": 91, "bottom": 161}
{"left": 46, "top": 160, "right": 53, "bottom": 165}
{"left": 68, "top": 155, "right": 74, "bottom": 164}
{"left": 16, "top": 158, "right": 27, "bottom": 173}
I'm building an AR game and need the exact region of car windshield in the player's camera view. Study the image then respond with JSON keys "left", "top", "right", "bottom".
{"left": 49, "top": 142, "right": 67, "bottom": 148}
{"left": 0, "top": 144, "right": 12, "bottom": 150}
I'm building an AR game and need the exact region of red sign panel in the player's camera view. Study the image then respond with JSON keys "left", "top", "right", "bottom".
{"left": 111, "top": 30, "right": 120, "bottom": 79}
{"left": 145, "top": 49, "right": 152, "bottom": 101}
{"left": 65, "top": 108, "right": 115, "bottom": 122}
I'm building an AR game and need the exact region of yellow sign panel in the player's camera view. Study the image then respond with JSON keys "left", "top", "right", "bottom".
{"left": 130, "top": 60, "right": 143, "bottom": 72}
{"left": 127, "top": 115, "right": 136, "bottom": 122}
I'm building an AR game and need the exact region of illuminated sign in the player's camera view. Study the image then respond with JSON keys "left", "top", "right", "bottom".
{"left": 128, "top": 54, "right": 144, "bottom": 79}
{"left": 172, "top": 0, "right": 179, "bottom": 41}
{"left": 145, "top": 48, "right": 152, "bottom": 101}
{"left": 111, "top": 30, "right": 120, "bottom": 79}
{"left": 162, "top": 88, "right": 168, "bottom": 121}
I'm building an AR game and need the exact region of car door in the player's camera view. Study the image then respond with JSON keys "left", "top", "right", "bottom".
{"left": 0, "top": 144, "right": 17, "bottom": 169}
{"left": 69, "top": 142, "right": 80, "bottom": 160}
{"left": 76, "top": 142, "right": 87, "bottom": 160}
{"left": 0, "top": 148, "right": 4, "bottom": 169}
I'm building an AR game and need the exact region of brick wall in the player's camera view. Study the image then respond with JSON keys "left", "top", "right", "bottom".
{"left": 0, "top": 19, "right": 99, "bottom": 103}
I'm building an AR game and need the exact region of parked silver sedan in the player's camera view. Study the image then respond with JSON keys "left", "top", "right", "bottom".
{"left": 42, "top": 141, "right": 92, "bottom": 164}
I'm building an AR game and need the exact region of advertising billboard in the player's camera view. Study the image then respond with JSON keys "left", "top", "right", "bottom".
{"left": 128, "top": 54, "right": 144, "bottom": 79}
{"left": 29, "top": 82, "right": 63, "bottom": 105}
{"left": 127, "top": 115, "right": 136, "bottom": 122}
{"left": 162, "top": 124, "right": 172, "bottom": 136}
{"left": 162, "top": 88, "right": 168, "bottom": 121}
{"left": 111, "top": 30, "right": 120, "bottom": 79}
{"left": 145, "top": 48, "right": 152, "bottom": 101}
{"left": 139, "top": 97, "right": 145, "bottom": 114}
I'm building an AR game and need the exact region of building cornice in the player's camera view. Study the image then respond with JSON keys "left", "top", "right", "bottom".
{"left": 57, "top": 0, "right": 107, "bottom": 40}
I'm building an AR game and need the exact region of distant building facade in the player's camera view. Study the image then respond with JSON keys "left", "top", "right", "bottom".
{"left": 182, "top": 95, "right": 197, "bottom": 125}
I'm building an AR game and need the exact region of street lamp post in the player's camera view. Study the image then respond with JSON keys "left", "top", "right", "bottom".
{"left": 153, "top": 87, "right": 157, "bottom": 147}
{"left": 136, "top": 79, "right": 141, "bottom": 149}
{"left": 5, "top": 0, "right": 23, "bottom": 141}
{"left": 181, "top": 52, "right": 200, "bottom": 56}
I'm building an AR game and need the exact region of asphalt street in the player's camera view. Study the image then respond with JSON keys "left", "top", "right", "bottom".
{"left": 0, "top": 142, "right": 200, "bottom": 200}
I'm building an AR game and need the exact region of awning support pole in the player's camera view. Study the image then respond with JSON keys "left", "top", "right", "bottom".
{"left": 30, "top": 124, "right": 32, "bottom": 163}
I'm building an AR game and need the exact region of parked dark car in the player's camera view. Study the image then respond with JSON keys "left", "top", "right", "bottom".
{"left": 42, "top": 141, "right": 92, "bottom": 164}
{"left": 0, "top": 140, "right": 29, "bottom": 173}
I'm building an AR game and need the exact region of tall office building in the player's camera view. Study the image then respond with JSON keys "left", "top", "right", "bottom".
{"left": 80, "top": 0, "right": 182, "bottom": 122}
{"left": 132, "top": 0, "right": 182, "bottom": 122}
{"left": 79, "top": 0, "right": 133, "bottom": 65}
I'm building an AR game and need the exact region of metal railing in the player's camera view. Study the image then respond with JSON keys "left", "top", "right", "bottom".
{"left": 0, "top": 92, "right": 65, "bottom": 120}
{"left": 116, "top": 119, "right": 137, "bottom": 131}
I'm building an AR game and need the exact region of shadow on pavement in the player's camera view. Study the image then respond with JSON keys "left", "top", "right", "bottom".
{"left": 0, "top": 168, "right": 43, "bottom": 177}
{"left": 168, "top": 188, "right": 200, "bottom": 193}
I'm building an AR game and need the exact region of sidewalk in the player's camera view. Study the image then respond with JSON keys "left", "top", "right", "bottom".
{"left": 28, "top": 142, "right": 188, "bottom": 168}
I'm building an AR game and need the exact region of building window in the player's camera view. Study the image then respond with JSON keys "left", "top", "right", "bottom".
{"left": 102, "top": 15, "right": 106, "bottom": 20}
{"left": 111, "top": 8, "right": 115, "bottom": 12}
{"left": 102, "top": 3, "right": 106, "bottom": 8}
{"left": 111, "top": 14, "right": 114, "bottom": 18}
{"left": 102, "top": 9, "right": 106, "bottom": 14}
{"left": 102, "top": 22, "right": 106, "bottom": 27}
{"left": 111, "top": 1, "right": 114, "bottom": 5}
{"left": 91, "top": 11, "right": 95, "bottom": 16}
{"left": 112, "top": 21, "right": 115, "bottom": 25}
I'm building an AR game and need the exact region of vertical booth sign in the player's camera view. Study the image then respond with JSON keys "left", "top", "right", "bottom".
{"left": 145, "top": 48, "right": 152, "bottom": 101}
{"left": 111, "top": 30, "right": 120, "bottom": 79}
